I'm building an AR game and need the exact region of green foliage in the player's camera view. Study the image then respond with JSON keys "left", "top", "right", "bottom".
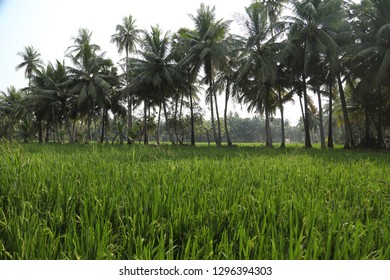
{"left": 1, "top": 1, "right": 390, "bottom": 148}
{"left": 0, "top": 144, "right": 389, "bottom": 259}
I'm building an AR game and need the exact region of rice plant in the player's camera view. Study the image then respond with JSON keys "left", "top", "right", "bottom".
{"left": 0, "top": 143, "right": 389, "bottom": 259}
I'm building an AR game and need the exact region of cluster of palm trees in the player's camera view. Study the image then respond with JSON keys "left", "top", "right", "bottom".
{"left": 1, "top": 0, "right": 389, "bottom": 148}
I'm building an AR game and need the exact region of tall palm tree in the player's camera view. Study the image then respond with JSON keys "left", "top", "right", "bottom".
{"left": 15, "top": 46, "right": 43, "bottom": 90}
{"left": 215, "top": 35, "right": 244, "bottom": 146}
{"left": 0, "top": 86, "right": 25, "bottom": 141}
{"left": 179, "top": 4, "right": 230, "bottom": 147}
{"left": 67, "top": 32, "right": 117, "bottom": 143}
{"left": 172, "top": 28, "right": 199, "bottom": 146}
{"left": 111, "top": 15, "right": 140, "bottom": 144}
{"left": 285, "top": 0, "right": 342, "bottom": 148}
{"left": 261, "top": 0, "right": 288, "bottom": 39}
{"left": 30, "top": 62, "right": 65, "bottom": 143}
{"left": 351, "top": 0, "right": 390, "bottom": 147}
{"left": 237, "top": 0, "right": 278, "bottom": 147}
{"left": 130, "top": 26, "right": 180, "bottom": 145}
{"left": 274, "top": 65, "right": 295, "bottom": 148}
{"left": 67, "top": 28, "right": 101, "bottom": 62}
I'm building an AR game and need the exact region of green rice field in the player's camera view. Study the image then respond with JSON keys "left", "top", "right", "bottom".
{"left": 0, "top": 143, "right": 389, "bottom": 259}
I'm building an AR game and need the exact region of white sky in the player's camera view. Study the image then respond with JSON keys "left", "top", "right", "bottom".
{"left": 0, "top": 0, "right": 305, "bottom": 124}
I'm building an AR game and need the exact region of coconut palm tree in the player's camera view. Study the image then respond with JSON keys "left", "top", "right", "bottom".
{"left": 351, "top": 0, "right": 390, "bottom": 147}
{"left": 237, "top": 0, "right": 279, "bottom": 147}
{"left": 130, "top": 26, "right": 181, "bottom": 145}
{"left": 29, "top": 61, "right": 71, "bottom": 143}
{"left": 179, "top": 4, "right": 230, "bottom": 147}
{"left": 0, "top": 86, "right": 26, "bottom": 141}
{"left": 214, "top": 35, "right": 244, "bottom": 146}
{"left": 67, "top": 28, "right": 101, "bottom": 62}
{"left": 171, "top": 28, "right": 199, "bottom": 145}
{"left": 284, "top": 0, "right": 342, "bottom": 148}
{"left": 274, "top": 65, "right": 295, "bottom": 148}
{"left": 67, "top": 32, "right": 117, "bottom": 143}
{"left": 15, "top": 46, "right": 43, "bottom": 91}
{"left": 111, "top": 15, "right": 140, "bottom": 144}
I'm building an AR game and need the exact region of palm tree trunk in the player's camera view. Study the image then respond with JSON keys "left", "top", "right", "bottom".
{"left": 72, "top": 118, "right": 77, "bottom": 143}
{"left": 100, "top": 108, "right": 106, "bottom": 143}
{"left": 264, "top": 85, "right": 273, "bottom": 148}
{"left": 209, "top": 80, "right": 218, "bottom": 146}
{"left": 302, "top": 74, "right": 312, "bottom": 148}
{"left": 189, "top": 86, "right": 195, "bottom": 146}
{"left": 173, "top": 94, "right": 179, "bottom": 144}
{"left": 163, "top": 100, "right": 174, "bottom": 145}
{"left": 178, "top": 92, "right": 184, "bottom": 145}
{"left": 203, "top": 125, "right": 211, "bottom": 147}
{"left": 173, "top": 92, "right": 185, "bottom": 145}
{"left": 52, "top": 106, "right": 57, "bottom": 144}
{"left": 328, "top": 75, "right": 334, "bottom": 148}
{"left": 143, "top": 99, "right": 148, "bottom": 145}
{"left": 38, "top": 119, "right": 43, "bottom": 143}
{"left": 299, "top": 92, "right": 305, "bottom": 122}
{"left": 337, "top": 73, "right": 352, "bottom": 148}
{"left": 64, "top": 111, "right": 73, "bottom": 144}
{"left": 317, "top": 87, "right": 326, "bottom": 149}
{"left": 126, "top": 49, "right": 133, "bottom": 145}
{"left": 377, "top": 112, "right": 383, "bottom": 149}
{"left": 364, "top": 108, "right": 370, "bottom": 141}
{"left": 86, "top": 113, "right": 92, "bottom": 143}
{"left": 156, "top": 102, "right": 161, "bottom": 145}
{"left": 265, "top": 109, "right": 273, "bottom": 147}
{"left": 278, "top": 88, "right": 286, "bottom": 148}
{"left": 55, "top": 121, "right": 61, "bottom": 144}
{"left": 224, "top": 80, "right": 233, "bottom": 146}
{"left": 45, "top": 120, "right": 50, "bottom": 143}
{"left": 214, "top": 90, "right": 222, "bottom": 147}
{"left": 86, "top": 100, "right": 93, "bottom": 143}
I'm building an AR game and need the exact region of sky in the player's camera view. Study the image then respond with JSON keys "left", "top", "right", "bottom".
{"left": 0, "top": 0, "right": 304, "bottom": 124}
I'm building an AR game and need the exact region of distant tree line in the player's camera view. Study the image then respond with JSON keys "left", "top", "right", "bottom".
{"left": 1, "top": 0, "right": 389, "bottom": 148}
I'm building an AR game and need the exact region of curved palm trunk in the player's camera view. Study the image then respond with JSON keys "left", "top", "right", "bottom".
{"left": 337, "top": 73, "right": 352, "bottom": 148}
{"left": 224, "top": 80, "right": 233, "bottom": 146}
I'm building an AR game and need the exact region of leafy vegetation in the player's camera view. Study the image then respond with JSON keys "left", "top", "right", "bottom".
{"left": 0, "top": 143, "right": 389, "bottom": 259}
